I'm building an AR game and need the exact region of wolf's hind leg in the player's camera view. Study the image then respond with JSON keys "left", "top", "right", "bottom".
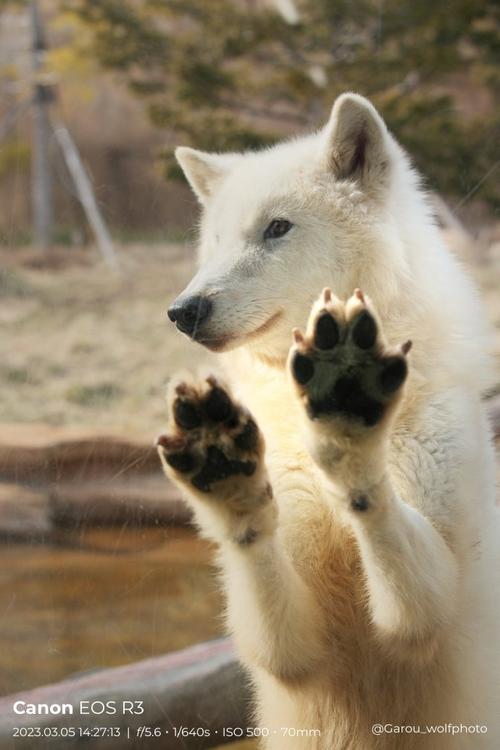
{"left": 157, "top": 374, "right": 326, "bottom": 680}
{"left": 288, "top": 289, "right": 458, "bottom": 660}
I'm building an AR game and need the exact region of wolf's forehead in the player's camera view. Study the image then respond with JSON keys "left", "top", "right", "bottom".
{"left": 201, "top": 135, "right": 362, "bottom": 236}
{"left": 209, "top": 151, "right": 317, "bottom": 223}
{"left": 226, "top": 163, "right": 295, "bottom": 199}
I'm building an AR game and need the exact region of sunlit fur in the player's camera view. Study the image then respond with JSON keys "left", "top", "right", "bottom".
{"left": 169, "top": 93, "right": 500, "bottom": 749}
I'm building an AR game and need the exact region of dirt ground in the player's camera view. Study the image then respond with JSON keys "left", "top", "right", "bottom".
{"left": 1, "top": 232, "right": 499, "bottom": 436}
{"left": 0, "top": 527, "right": 222, "bottom": 695}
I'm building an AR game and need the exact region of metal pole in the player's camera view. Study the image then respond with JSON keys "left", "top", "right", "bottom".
{"left": 53, "top": 125, "right": 119, "bottom": 270}
{"left": 31, "top": 0, "right": 54, "bottom": 250}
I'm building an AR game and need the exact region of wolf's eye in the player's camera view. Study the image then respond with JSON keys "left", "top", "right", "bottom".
{"left": 264, "top": 219, "right": 293, "bottom": 240}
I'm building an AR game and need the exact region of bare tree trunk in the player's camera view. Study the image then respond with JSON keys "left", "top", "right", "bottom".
{"left": 31, "top": 0, "right": 53, "bottom": 251}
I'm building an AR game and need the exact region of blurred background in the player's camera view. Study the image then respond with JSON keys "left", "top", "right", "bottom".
{"left": 0, "top": 0, "right": 498, "bottom": 746}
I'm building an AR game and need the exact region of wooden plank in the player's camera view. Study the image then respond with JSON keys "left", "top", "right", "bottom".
{"left": 51, "top": 474, "right": 191, "bottom": 527}
{"left": 0, "top": 476, "right": 191, "bottom": 541}
{"left": 0, "top": 483, "right": 51, "bottom": 538}
{"left": 0, "top": 425, "right": 158, "bottom": 483}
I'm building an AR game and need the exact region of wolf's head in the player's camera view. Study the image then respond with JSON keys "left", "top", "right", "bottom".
{"left": 169, "top": 93, "right": 423, "bottom": 364}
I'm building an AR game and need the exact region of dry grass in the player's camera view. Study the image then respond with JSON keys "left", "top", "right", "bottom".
{"left": 0, "top": 244, "right": 216, "bottom": 434}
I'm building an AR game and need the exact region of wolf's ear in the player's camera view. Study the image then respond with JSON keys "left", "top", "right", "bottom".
{"left": 175, "top": 147, "right": 239, "bottom": 204}
{"left": 321, "top": 93, "right": 390, "bottom": 187}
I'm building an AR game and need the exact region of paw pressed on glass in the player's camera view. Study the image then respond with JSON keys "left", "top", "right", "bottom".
{"left": 157, "top": 375, "right": 262, "bottom": 494}
{"left": 289, "top": 288, "right": 411, "bottom": 427}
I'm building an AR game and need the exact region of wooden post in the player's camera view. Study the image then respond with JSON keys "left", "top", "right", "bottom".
{"left": 53, "top": 125, "right": 119, "bottom": 269}
{"left": 30, "top": 0, "right": 54, "bottom": 251}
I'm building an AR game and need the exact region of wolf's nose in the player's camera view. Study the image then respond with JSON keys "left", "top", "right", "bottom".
{"left": 167, "top": 296, "right": 212, "bottom": 337}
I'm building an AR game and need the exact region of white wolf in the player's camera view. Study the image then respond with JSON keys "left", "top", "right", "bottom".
{"left": 157, "top": 93, "right": 500, "bottom": 749}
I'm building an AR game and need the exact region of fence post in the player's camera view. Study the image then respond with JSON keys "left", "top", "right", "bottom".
{"left": 30, "top": 0, "right": 54, "bottom": 251}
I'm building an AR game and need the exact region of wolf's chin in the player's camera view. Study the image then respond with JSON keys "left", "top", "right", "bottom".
{"left": 197, "top": 337, "right": 239, "bottom": 353}
{"left": 197, "top": 309, "right": 284, "bottom": 353}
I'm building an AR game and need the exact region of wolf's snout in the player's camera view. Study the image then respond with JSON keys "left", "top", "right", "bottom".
{"left": 167, "top": 295, "right": 212, "bottom": 338}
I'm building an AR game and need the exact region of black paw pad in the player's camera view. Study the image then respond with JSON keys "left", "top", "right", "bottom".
{"left": 380, "top": 357, "right": 407, "bottom": 394}
{"left": 292, "top": 352, "right": 315, "bottom": 384}
{"left": 352, "top": 311, "right": 377, "bottom": 349}
{"left": 173, "top": 398, "right": 202, "bottom": 429}
{"left": 333, "top": 375, "right": 384, "bottom": 426}
{"left": 191, "top": 446, "right": 256, "bottom": 493}
{"left": 314, "top": 313, "right": 339, "bottom": 350}
{"left": 203, "top": 386, "right": 233, "bottom": 422}
{"left": 241, "top": 461, "right": 257, "bottom": 476}
{"left": 234, "top": 419, "right": 259, "bottom": 451}
{"left": 165, "top": 451, "right": 196, "bottom": 473}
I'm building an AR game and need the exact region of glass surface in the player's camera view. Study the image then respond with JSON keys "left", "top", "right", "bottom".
{"left": 0, "top": 3, "right": 498, "bottom": 750}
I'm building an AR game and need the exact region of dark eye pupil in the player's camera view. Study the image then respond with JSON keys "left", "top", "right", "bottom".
{"left": 265, "top": 219, "right": 292, "bottom": 240}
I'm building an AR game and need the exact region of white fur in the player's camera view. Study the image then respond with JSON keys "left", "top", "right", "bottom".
{"left": 170, "top": 93, "right": 500, "bottom": 749}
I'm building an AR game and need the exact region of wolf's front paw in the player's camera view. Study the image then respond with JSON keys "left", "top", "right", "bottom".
{"left": 157, "top": 374, "right": 263, "bottom": 492}
{"left": 288, "top": 289, "right": 411, "bottom": 498}
{"left": 289, "top": 288, "right": 411, "bottom": 431}
{"left": 157, "top": 375, "right": 274, "bottom": 542}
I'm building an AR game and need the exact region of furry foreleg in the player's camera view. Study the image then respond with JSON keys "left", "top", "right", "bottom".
{"left": 157, "top": 372, "right": 326, "bottom": 680}
{"left": 289, "top": 288, "right": 458, "bottom": 659}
